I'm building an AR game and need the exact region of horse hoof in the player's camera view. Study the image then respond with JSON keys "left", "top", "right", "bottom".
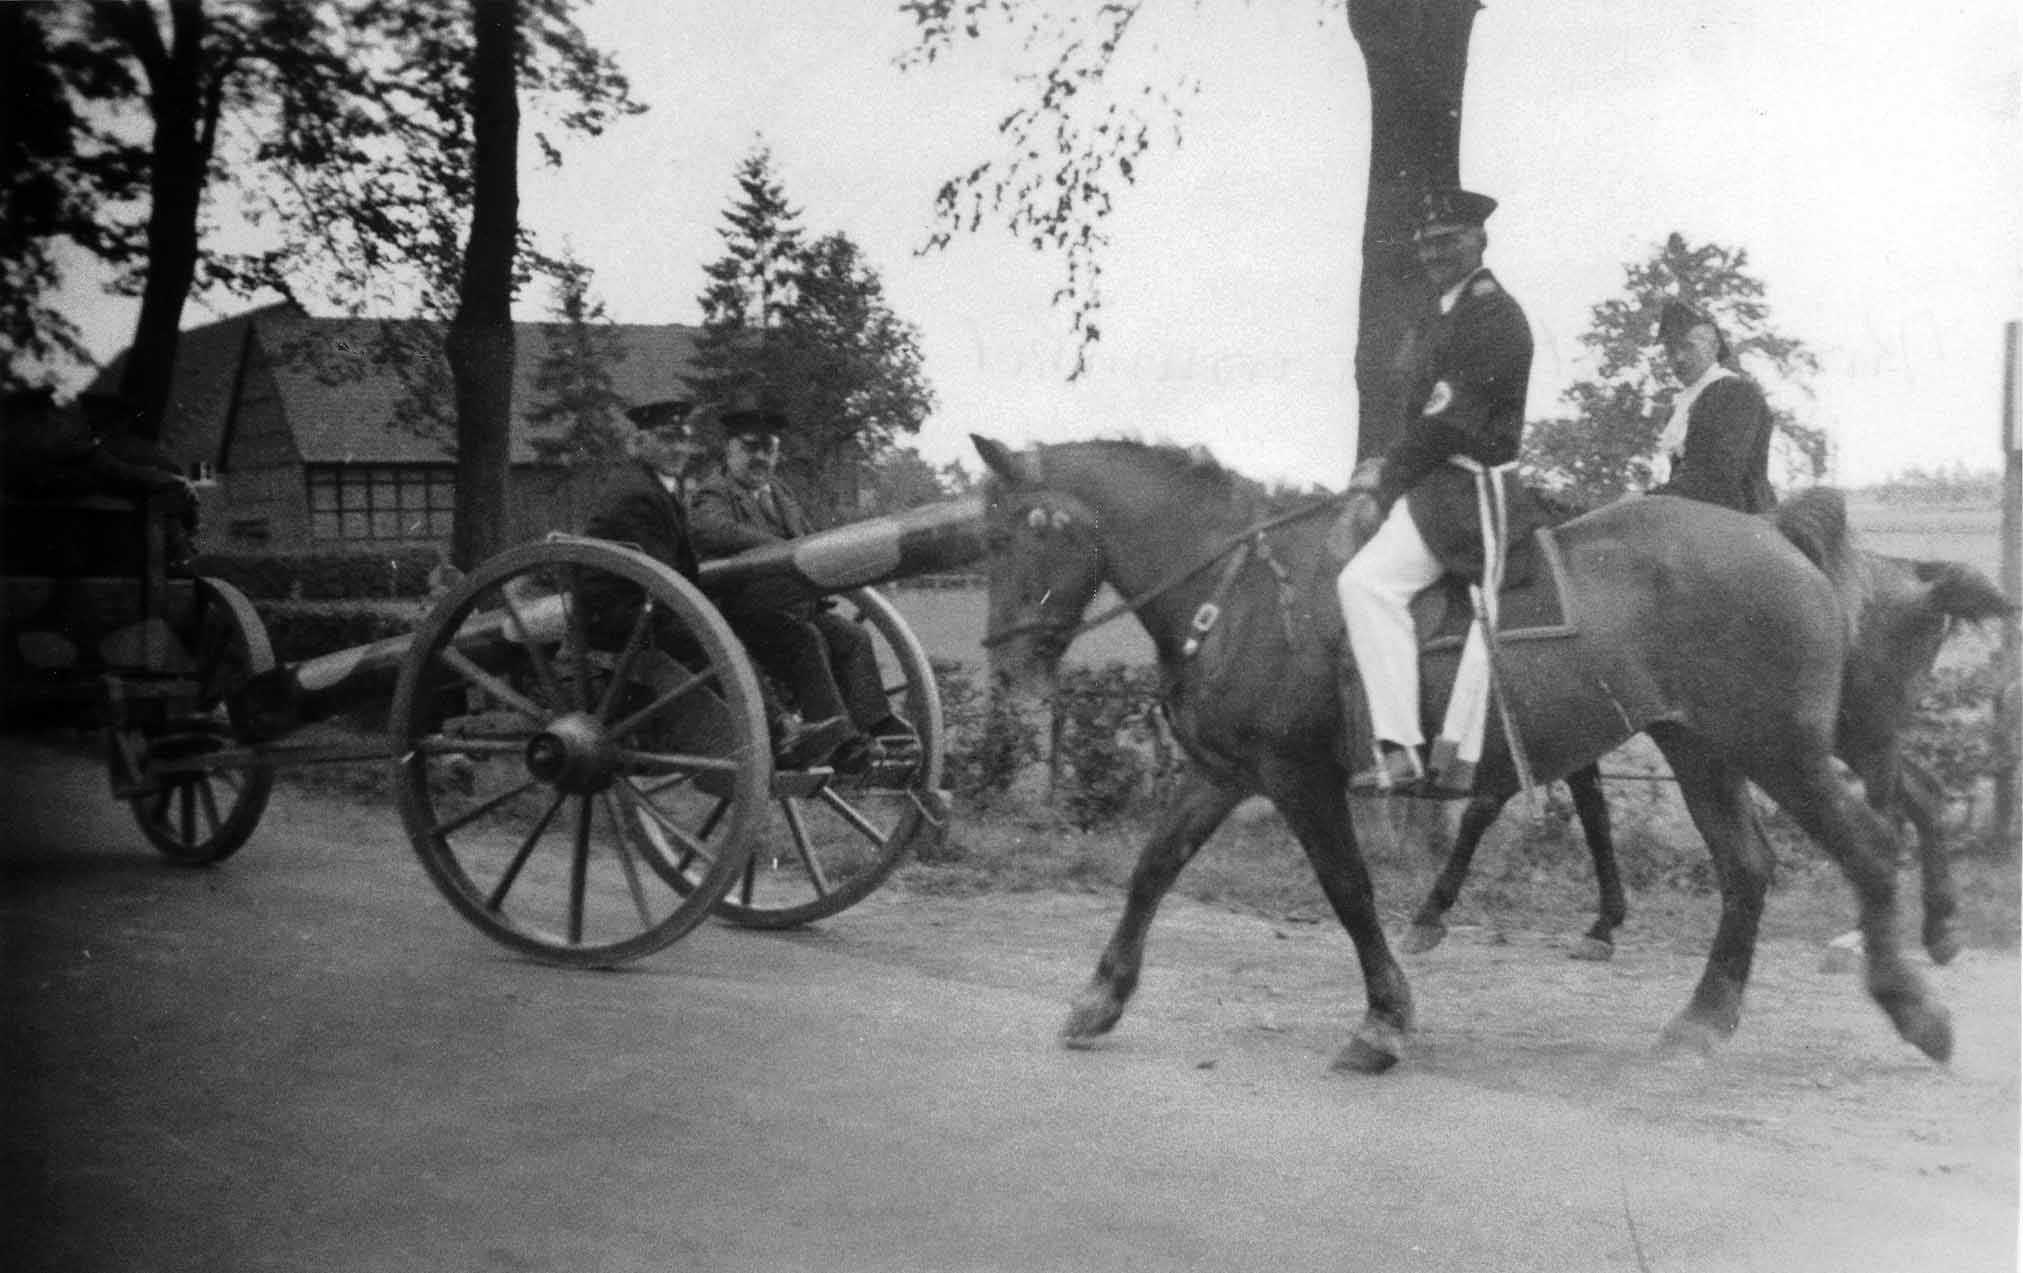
{"left": 1655, "top": 1015, "right": 1725, "bottom": 1058}
{"left": 1403, "top": 924, "right": 1446, "bottom": 955}
{"left": 1061, "top": 992, "right": 1123, "bottom": 1046}
{"left": 1331, "top": 1021, "right": 1405, "bottom": 1075}
{"left": 1891, "top": 999, "right": 1954, "bottom": 1064}
{"left": 1568, "top": 936, "right": 1615, "bottom": 962}
{"left": 1925, "top": 928, "right": 1963, "bottom": 968}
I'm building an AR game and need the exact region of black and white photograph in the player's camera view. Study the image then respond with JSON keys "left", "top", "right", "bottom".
{"left": 4, "top": 1, "right": 2018, "bottom": 1269}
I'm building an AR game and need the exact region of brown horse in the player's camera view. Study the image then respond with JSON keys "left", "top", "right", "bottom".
{"left": 973, "top": 434, "right": 1953, "bottom": 1074}
{"left": 1406, "top": 550, "right": 2013, "bottom": 965}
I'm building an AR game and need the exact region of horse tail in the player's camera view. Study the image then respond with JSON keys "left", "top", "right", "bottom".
{"left": 1773, "top": 487, "right": 1870, "bottom": 644}
{"left": 1910, "top": 559, "right": 2015, "bottom": 628}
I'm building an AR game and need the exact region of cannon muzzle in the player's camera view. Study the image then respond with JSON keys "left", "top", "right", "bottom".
{"left": 697, "top": 494, "right": 985, "bottom": 595}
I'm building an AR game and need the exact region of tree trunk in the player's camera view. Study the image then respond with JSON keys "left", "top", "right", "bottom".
{"left": 116, "top": 0, "right": 217, "bottom": 443}
{"left": 445, "top": 0, "right": 520, "bottom": 570}
{"left": 1347, "top": 0, "right": 1477, "bottom": 465}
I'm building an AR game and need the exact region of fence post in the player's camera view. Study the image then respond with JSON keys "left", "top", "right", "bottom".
{"left": 1997, "top": 321, "right": 2021, "bottom": 843}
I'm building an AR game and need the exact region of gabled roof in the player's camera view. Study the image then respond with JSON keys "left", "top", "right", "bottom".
{"left": 94, "top": 303, "right": 704, "bottom": 467}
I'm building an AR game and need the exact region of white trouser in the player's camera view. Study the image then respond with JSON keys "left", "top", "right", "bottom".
{"left": 1335, "top": 499, "right": 1491, "bottom": 758}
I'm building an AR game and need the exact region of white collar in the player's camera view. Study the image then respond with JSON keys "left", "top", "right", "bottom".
{"left": 1438, "top": 267, "right": 1487, "bottom": 315}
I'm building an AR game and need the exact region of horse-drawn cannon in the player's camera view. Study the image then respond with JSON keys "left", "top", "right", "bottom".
{"left": 1, "top": 488, "right": 985, "bottom": 968}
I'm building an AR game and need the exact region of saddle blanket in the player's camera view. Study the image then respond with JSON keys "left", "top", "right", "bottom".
{"left": 1411, "top": 527, "right": 1577, "bottom": 654}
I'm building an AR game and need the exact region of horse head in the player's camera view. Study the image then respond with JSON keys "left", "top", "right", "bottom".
{"left": 973, "top": 434, "right": 1106, "bottom": 699}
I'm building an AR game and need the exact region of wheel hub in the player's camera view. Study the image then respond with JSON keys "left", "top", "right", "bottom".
{"left": 523, "top": 712, "right": 613, "bottom": 793}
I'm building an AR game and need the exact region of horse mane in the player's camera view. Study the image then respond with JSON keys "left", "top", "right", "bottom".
{"left": 1039, "top": 437, "right": 1272, "bottom": 521}
{"left": 1772, "top": 487, "right": 1870, "bottom": 644}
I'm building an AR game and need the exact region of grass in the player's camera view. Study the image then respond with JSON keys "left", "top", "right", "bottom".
{"left": 903, "top": 782, "right": 2022, "bottom": 957}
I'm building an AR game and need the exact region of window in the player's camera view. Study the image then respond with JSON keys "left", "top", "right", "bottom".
{"left": 307, "top": 465, "right": 455, "bottom": 542}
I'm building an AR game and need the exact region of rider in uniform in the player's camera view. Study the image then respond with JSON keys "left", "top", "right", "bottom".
{"left": 1648, "top": 299, "right": 1776, "bottom": 514}
{"left": 1335, "top": 187, "right": 1534, "bottom": 794}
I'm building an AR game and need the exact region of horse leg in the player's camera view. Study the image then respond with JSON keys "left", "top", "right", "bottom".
{"left": 1259, "top": 752, "right": 1414, "bottom": 1075}
{"left": 1405, "top": 789, "right": 1509, "bottom": 954}
{"left": 1750, "top": 747, "right": 1954, "bottom": 1063}
{"left": 1566, "top": 762, "right": 1627, "bottom": 960}
{"left": 1061, "top": 773, "right": 1244, "bottom": 1047}
{"left": 1895, "top": 757, "right": 1961, "bottom": 965}
{"left": 1648, "top": 727, "right": 1775, "bottom": 1056}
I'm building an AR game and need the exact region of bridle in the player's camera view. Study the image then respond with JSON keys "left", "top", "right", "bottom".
{"left": 981, "top": 495, "right": 1349, "bottom": 659}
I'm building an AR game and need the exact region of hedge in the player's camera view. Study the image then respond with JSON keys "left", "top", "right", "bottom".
{"left": 194, "top": 547, "right": 444, "bottom": 602}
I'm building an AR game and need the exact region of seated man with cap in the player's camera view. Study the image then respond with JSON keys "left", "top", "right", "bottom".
{"left": 1334, "top": 186, "right": 1534, "bottom": 795}
{"left": 1648, "top": 300, "right": 1776, "bottom": 514}
{"left": 583, "top": 399, "right": 851, "bottom": 769}
{"left": 690, "top": 406, "right": 914, "bottom": 774}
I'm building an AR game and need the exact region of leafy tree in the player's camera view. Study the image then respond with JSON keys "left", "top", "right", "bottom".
{"left": 0, "top": 6, "right": 101, "bottom": 387}
{"left": 762, "top": 232, "right": 936, "bottom": 517}
{"left": 1521, "top": 232, "right": 1826, "bottom": 507}
{"left": 901, "top": 0, "right": 1481, "bottom": 462}
{"left": 526, "top": 251, "right": 630, "bottom": 465}
{"left": 685, "top": 147, "right": 936, "bottom": 521}
{"left": 861, "top": 445, "right": 971, "bottom": 515}
{"left": 13, "top": 0, "right": 639, "bottom": 561}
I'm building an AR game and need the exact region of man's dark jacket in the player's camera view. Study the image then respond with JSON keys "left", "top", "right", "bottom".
{"left": 1651, "top": 374, "right": 1776, "bottom": 514}
{"left": 689, "top": 470, "right": 818, "bottom": 615}
{"left": 1373, "top": 268, "right": 1535, "bottom": 577}
{"left": 582, "top": 460, "right": 699, "bottom": 580}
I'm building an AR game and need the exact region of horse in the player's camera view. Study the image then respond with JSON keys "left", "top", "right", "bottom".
{"left": 1405, "top": 550, "right": 2014, "bottom": 965}
{"left": 971, "top": 434, "right": 1953, "bottom": 1074}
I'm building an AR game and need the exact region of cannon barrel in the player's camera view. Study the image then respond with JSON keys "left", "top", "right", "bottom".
{"left": 225, "top": 497, "right": 986, "bottom": 743}
{"left": 229, "top": 594, "right": 571, "bottom": 742}
{"left": 696, "top": 494, "right": 985, "bottom": 594}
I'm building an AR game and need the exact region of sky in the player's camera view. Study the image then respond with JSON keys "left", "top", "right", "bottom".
{"left": 57, "top": 0, "right": 2023, "bottom": 487}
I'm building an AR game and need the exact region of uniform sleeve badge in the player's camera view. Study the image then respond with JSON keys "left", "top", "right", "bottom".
{"left": 1422, "top": 380, "right": 1454, "bottom": 416}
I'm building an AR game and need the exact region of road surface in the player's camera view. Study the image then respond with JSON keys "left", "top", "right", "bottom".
{"left": 3, "top": 736, "right": 2015, "bottom": 1272}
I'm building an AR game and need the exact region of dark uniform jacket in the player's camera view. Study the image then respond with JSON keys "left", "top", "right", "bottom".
{"left": 1651, "top": 374, "right": 1776, "bottom": 514}
{"left": 582, "top": 460, "right": 699, "bottom": 580}
{"left": 1373, "top": 268, "right": 1535, "bottom": 577}
{"left": 690, "top": 470, "right": 819, "bottom": 615}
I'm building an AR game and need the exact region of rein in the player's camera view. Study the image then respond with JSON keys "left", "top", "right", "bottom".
{"left": 982, "top": 495, "right": 1348, "bottom": 657}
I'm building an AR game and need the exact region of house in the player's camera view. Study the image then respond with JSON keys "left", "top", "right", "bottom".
{"left": 89, "top": 302, "right": 704, "bottom": 555}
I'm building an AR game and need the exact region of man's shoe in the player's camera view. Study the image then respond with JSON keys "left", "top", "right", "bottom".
{"left": 773, "top": 715, "right": 852, "bottom": 769}
{"left": 1348, "top": 744, "right": 1424, "bottom": 796}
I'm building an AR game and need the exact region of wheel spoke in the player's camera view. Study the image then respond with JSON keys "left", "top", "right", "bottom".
{"left": 602, "top": 791, "right": 656, "bottom": 929}
{"left": 568, "top": 795, "right": 593, "bottom": 944}
{"left": 778, "top": 798, "right": 832, "bottom": 897}
{"left": 433, "top": 775, "right": 542, "bottom": 836}
{"left": 606, "top": 669, "right": 723, "bottom": 744}
{"left": 500, "top": 586, "right": 568, "bottom": 711}
{"left": 485, "top": 788, "right": 568, "bottom": 912}
{"left": 611, "top": 746, "right": 744, "bottom": 777}
{"left": 437, "top": 646, "right": 547, "bottom": 722}
{"left": 615, "top": 776, "right": 718, "bottom": 867}
{"left": 815, "top": 785, "right": 899, "bottom": 848}
{"left": 563, "top": 565, "right": 594, "bottom": 713}
{"left": 195, "top": 779, "right": 223, "bottom": 839}
{"left": 178, "top": 783, "right": 197, "bottom": 846}
{"left": 411, "top": 735, "right": 537, "bottom": 758}
{"left": 594, "top": 602, "right": 659, "bottom": 721}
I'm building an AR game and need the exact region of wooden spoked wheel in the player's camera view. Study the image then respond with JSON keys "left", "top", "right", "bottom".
{"left": 127, "top": 577, "right": 277, "bottom": 864}
{"left": 625, "top": 587, "right": 948, "bottom": 929}
{"left": 388, "top": 539, "right": 769, "bottom": 968}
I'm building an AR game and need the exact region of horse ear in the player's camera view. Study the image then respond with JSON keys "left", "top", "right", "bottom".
{"left": 972, "top": 434, "right": 1032, "bottom": 486}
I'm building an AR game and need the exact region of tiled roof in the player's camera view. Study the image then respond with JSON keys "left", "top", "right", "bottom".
{"left": 95, "top": 303, "right": 704, "bottom": 467}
